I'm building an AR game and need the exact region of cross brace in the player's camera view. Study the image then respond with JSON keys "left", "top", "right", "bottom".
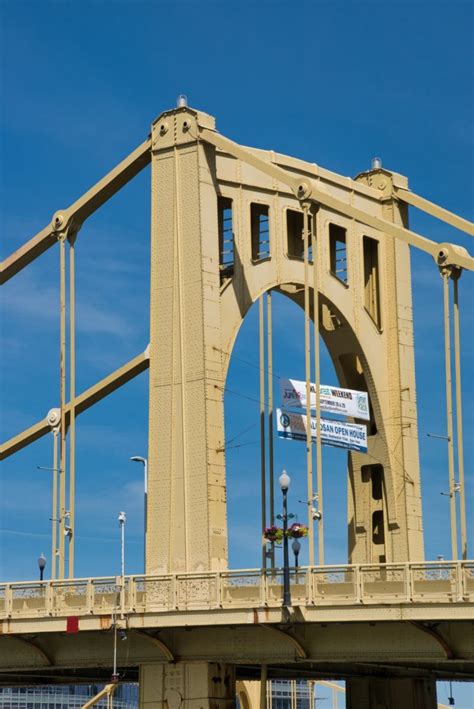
{"left": 0, "top": 138, "right": 151, "bottom": 284}
{"left": 0, "top": 349, "right": 149, "bottom": 460}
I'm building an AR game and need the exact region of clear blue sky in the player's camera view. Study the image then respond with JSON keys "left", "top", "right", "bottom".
{"left": 0, "top": 1, "right": 473, "bottom": 703}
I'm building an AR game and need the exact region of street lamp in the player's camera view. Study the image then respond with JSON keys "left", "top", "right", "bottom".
{"left": 38, "top": 553, "right": 46, "bottom": 581}
{"left": 279, "top": 470, "right": 291, "bottom": 607}
{"left": 130, "top": 456, "right": 148, "bottom": 572}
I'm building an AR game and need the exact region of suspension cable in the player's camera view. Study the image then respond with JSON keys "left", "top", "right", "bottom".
{"left": 267, "top": 292, "right": 276, "bottom": 569}
{"left": 303, "top": 204, "right": 315, "bottom": 567}
{"left": 452, "top": 271, "right": 467, "bottom": 559}
{"left": 68, "top": 234, "right": 77, "bottom": 578}
{"left": 51, "top": 429, "right": 58, "bottom": 580}
{"left": 259, "top": 296, "right": 267, "bottom": 570}
{"left": 313, "top": 207, "right": 324, "bottom": 565}
{"left": 58, "top": 236, "right": 67, "bottom": 580}
{"left": 442, "top": 270, "right": 458, "bottom": 560}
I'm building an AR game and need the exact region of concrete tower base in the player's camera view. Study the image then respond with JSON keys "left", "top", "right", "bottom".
{"left": 139, "top": 662, "right": 236, "bottom": 709}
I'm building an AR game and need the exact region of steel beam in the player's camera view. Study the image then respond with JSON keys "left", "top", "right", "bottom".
{"left": 0, "top": 616, "right": 473, "bottom": 680}
{"left": 0, "top": 138, "right": 151, "bottom": 284}
{"left": 0, "top": 350, "right": 149, "bottom": 460}
{"left": 395, "top": 187, "right": 474, "bottom": 237}
{"left": 199, "top": 127, "right": 474, "bottom": 271}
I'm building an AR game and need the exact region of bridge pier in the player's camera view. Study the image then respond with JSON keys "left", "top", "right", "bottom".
{"left": 346, "top": 678, "right": 437, "bottom": 709}
{"left": 139, "top": 662, "right": 236, "bottom": 708}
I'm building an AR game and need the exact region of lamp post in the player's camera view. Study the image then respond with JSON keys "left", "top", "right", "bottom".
{"left": 130, "top": 456, "right": 147, "bottom": 572}
{"left": 279, "top": 470, "right": 291, "bottom": 607}
{"left": 118, "top": 511, "right": 126, "bottom": 619}
{"left": 118, "top": 511, "right": 126, "bottom": 579}
{"left": 38, "top": 553, "right": 46, "bottom": 581}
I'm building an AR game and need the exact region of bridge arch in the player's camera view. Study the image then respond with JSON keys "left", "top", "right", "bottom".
{"left": 221, "top": 272, "right": 398, "bottom": 564}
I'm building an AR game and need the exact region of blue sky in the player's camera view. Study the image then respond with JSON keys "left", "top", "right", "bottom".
{"left": 0, "top": 0, "right": 473, "bottom": 702}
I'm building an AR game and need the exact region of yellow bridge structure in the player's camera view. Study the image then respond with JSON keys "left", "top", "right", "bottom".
{"left": 1, "top": 101, "right": 473, "bottom": 708}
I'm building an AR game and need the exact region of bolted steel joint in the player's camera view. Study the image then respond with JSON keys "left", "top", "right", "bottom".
{"left": 52, "top": 212, "right": 66, "bottom": 232}
{"left": 437, "top": 248, "right": 449, "bottom": 266}
{"left": 295, "top": 180, "right": 312, "bottom": 201}
{"left": 436, "top": 242, "right": 469, "bottom": 272}
{"left": 47, "top": 407, "right": 61, "bottom": 429}
{"left": 51, "top": 211, "right": 81, "bottom": 241}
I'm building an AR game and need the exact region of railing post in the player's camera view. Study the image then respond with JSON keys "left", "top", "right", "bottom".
{"left": 355, "top": 566, "right": 362, "bottom": 604}
{"left": 173, "top": 574, "right": 179, "bottom": 611}
{"left": 405, "top": 563, "right": 412, "bottom": 602}
{"left": 456, "top": 562, "right": 464, "bottom": 602}
{"left": 5, "top": 584, "right": 12, "bottom": 618}
{"left": 215, "top": 572, "right": 222, "bottom": 608}
{"left": 462, "top": 562, "right": 471, "bottom": 601}
{"left": 44, "top": 582, "right": 53, "bottom": 616}
{"left": 86, "top": 580, "right": 94, "bottom": 614}
{"left": 129, "top": 576, "right": 136, "bottom": 612}
{"left": 306, "top": 567, "right": 312, "bottom": 605}
{"left": 463, "top": 563, "right": 472, "bottom": 601}
{"left": 260, "top": 569, "right": 267, "bottom": 606}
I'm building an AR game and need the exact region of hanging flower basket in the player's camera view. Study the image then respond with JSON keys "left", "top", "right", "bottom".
{"left": 263, "top": 526, "right": 284, "bottom": 543}
{"left": 288, "top": 523, "right": 308, "bottom": 539}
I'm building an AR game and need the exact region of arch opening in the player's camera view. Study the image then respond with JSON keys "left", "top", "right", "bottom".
{"left": 223, "top": 284, "right": 397, "bottom": 568}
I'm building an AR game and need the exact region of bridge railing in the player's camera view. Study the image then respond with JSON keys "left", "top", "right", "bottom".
{"left": 1, "top": 561, "right": 472, "bottom": 619}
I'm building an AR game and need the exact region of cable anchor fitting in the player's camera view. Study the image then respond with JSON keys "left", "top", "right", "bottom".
{"left": 51, "top": 210, "right": 82, "bottom": 243}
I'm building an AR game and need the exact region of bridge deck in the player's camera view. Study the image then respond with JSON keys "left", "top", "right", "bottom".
{"left": 1, "top": 563, "right": 473, "bottom": 685}
{"left": 1, "top": 562, "right": 472, "bottom": 629}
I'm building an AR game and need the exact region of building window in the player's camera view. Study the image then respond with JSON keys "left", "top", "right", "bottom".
{"left": 361, "top": 464, "right": 384, "bottom": 501}
{"left": 371, "top": 465, "right": 383, "bottom": 500}
{"left": 363, "top": 236, "right": 381, "bottom": 328}
{"left": 329, "top": 223, "right": 348, "bottom": 283}
{"left": 218, "top": 197, "right": 234, "bottom": 280}
{"left": 372, "top": 510, "right": 385, "bottom": 545}
{"left": 286, "top": 209, "right": 313, "bottom": 261}
{"left": 251, "top": 203, "right": 270, "bottom": 261}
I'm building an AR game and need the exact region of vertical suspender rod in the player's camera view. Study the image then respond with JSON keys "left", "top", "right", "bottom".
{"left": 303, "top": 205, "right": 315, "bottom": 567}
{"left": 313, "top": 207, "right": 324, "bottom": 566}
{"left": 68, "top": 235, "right": 77, "bottom": 578}
{"left": 452, "top": 273, "right": 467, "bottom": 559}
{"left": 259, "top": 296, "right": 267, "bottom": 570}
{"left": 51, "top": 429, "right": 59, "bottom": 580}
{"left": 442, "top": 271, "right": 458, "bottom": 560}
{"left": 267, "top": 292, "right": 275, "bottom": 569}
{"left": 58, "top": 236, "right": 67, "bottom": 579}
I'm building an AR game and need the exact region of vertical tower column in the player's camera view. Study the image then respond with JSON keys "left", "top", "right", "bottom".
{"left": 346, "top": 166, "right": 424, "bottom": 564}
{"left": 146, "top": 107, "right": 227, "bottom": 574}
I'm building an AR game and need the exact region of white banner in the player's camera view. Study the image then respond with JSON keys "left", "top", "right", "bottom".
{"left": 279, "top": 378, "right": 370, "bottom": 421}
{"left": 276, "top": 408, "right": 368, "bottom": 453}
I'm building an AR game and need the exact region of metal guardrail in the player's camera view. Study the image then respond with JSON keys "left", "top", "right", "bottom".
{"left": 0, "top": 562, "right": 472, "bottom": 620}
{"left": 0, "top": 689, "right": 134, "bottom": 709}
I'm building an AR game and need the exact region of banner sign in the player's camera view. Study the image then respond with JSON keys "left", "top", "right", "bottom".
{"left": 276, "top": 408, "right": 368, "bottom": 453}
{"left": 279, "top": 378, "right": 370, "bottom": 421}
